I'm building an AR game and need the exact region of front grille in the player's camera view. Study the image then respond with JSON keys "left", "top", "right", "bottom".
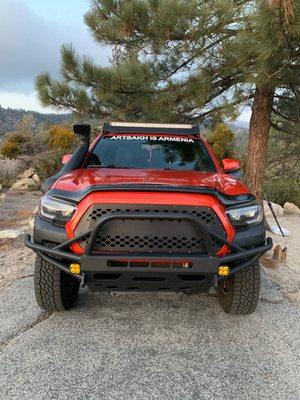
{"left": 95, "top": 234, "right": 205, "bottom": 250}
{"left": 88, "top": 207, "right": 216, "bottom": 225}
{"left": 74, "top": 204, "right": 226, "bottom": 254}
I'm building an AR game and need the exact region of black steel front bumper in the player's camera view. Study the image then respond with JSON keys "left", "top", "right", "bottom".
{"left": 24, "top": 212, "right": 273, "bottom": 291}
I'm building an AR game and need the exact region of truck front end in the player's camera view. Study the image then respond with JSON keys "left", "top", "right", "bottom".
{"left": 25, "top": 123, "right": 272, "bottom": 314}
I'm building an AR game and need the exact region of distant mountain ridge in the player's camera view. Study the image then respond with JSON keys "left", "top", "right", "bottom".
{"left": 0, "top": 106, "right": 71, "bottom": 135}
{"left": 0, "top": 105, "right": 249, "bottom": 137}
{"left": 227, "top": 120, "right": 249, "bottom": 132}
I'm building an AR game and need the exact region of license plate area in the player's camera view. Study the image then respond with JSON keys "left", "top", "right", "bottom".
{"left": 86, "top": 270, "right": 214, "bottom": 292}
{"left": 81, "top": 254, "right": 218, "bottom": 273}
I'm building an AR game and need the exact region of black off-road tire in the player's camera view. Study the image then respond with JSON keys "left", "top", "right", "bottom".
{"left": 34, "top": 255, "right": 80, "bottom": 312}
{"left": 217, "top": 261, "right": 260, "bottom": 315}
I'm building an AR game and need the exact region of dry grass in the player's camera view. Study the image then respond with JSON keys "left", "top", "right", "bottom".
{"left": 0, "top": 158, "right": 24, "bottom": 188}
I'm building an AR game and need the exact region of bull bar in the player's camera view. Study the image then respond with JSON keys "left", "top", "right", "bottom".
{"left": 24, "top": 212, "right": 273, "bottom": 286}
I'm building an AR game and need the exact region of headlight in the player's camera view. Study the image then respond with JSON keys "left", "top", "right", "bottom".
{"left": 226, "top": 205, "right": 263, "bottom": 227}
{"left": 39, "top": 195, "right": 77, "bottom": 223}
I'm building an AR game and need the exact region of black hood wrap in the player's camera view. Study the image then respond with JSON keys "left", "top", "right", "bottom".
{"left": 47, "top": 185, "right": 255, "bottom": 207}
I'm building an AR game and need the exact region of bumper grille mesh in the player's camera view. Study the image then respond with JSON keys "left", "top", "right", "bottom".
{"left": 75, "top": 204, "right": 226, "bottom": 254}
{"left": 95, "top": 234, "right": 206, "bottom": 250}
{"left": 88, "top": 207, "right": 216, "bottom": 225}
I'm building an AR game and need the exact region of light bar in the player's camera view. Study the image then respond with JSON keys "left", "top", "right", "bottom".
{"left": 110, "top": 122, "right": 194, "bottom": 129}
{"left": 103, "top": 122, "right": 200, "bottom": 136}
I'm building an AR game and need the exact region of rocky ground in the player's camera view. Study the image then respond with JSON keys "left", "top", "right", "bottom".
{"left": 0, "top": 191, "right": 299, "bottom": 399}
{"left": 0, "top": 190, "right": 39, "bottom": 293}
{"left": 262, "top": 215, "right": 300, "bottom": 303}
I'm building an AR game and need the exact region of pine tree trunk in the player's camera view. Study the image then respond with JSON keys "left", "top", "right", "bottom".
{"left": 246, "top": 84, "right": 274, "bottom": 200}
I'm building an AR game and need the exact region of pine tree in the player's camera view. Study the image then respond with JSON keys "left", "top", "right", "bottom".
{"left": 36, "top": 0, "right": 300, "bottom": 198}
{"left": 36, "top": 1, "right": 249, "bottom": 122}
{"left": 244, "top": 0, "right": 300, "bottom": 198}
{"left": 267, "top": 87, "right": 300, "bottom": 178}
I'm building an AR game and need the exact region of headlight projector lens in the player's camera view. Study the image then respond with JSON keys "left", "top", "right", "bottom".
{"left": 226, "top": 205, "right": 263, "bottom": 227}
{"left": 39, "top": 195, "right": 77, "bottom": 222}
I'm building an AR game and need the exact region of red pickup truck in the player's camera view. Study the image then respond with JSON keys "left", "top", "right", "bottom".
{"left": 25, "top": 123, "right": 272, "bottom": 315}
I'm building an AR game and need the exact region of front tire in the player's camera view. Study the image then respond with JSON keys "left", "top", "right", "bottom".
{"left": 34, "top": 255, "right": 80, "bottom": 312}
{"left": 217, "top": 261, "right": 261, "bottom": 315}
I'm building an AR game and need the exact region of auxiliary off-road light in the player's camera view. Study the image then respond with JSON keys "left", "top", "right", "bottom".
{"left": 218, "top": 265, "right": 230, "bottom": 277}
{"left": 70, "top": 263, "right": 81, "bottom": 275}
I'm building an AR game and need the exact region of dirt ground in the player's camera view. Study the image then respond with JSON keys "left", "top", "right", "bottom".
{"left": 0, "top": 190, "right": 40, "bottom": 230}
{"left": 0, "top": 191, "right": 39, "bottom": 292}
{"left": 0, "top": 237, "right": 35, "bottom": 293}
{"left": 263, "top": 215, "right": 300, "bottom": 303}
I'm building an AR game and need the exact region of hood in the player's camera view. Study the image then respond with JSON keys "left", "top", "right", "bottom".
{"left": 53, "top": 168, "right": 249, "bottom": 197}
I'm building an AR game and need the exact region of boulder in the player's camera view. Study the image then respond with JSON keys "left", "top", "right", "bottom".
{"left": 28, "top": 208, "right": 38, "bottom": 237}
{"left": 283, "top": 202, "right": 300, "bottom": 215}
{"left": 0, "top": 183, "right": 3, "bottom": 191}
{"left": 263, "top": 201, "right": 284, "bottom": 217}
{"left": 17, "top": 167, "right": 35, "bottom": 179}
{"left": 28, "top": 216, "right": 35, "bottom": 237}
{"left": 31, "top": 173, "right": 41, "bottom": 186}
{"left": 11, "top": 178, "right": 36, "bottom": 191}
{"left": 0, "top": 193, "right": 6, "bottom": 201}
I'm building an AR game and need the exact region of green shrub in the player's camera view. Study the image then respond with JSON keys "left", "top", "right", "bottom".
{"left": 264, "top": 178, "right": 300, "bottom": 207}
{"left": 0, "top": 159, "right": 24, "bottom": 188}
{"left": 0, "top": 141, "right": 21, "bottom": 159}
{"left": 32, "top": 150, "right": 63, "bottom": 182}
{"left": 47, "top": 126, "right": 74, "bottom": 152}
{"left": 0, "top": 170, "right": 16, "bottom": 188}
{"left": 206, "top": 124, "right": 236, "bottom": 162}
{"left": 0, "top": 132, "right": 32, "bottom": 159}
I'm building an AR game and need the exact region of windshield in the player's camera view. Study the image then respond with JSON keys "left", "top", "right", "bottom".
{"left": 87, "top": 135, "right": 215, "bottom": 172}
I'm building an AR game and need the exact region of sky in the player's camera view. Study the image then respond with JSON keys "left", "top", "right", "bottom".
{"left": 0, "top": 0, "right": 110, "bottom": 112}
{"left": 0, "top": 0, "right": 251, "bottom": 122}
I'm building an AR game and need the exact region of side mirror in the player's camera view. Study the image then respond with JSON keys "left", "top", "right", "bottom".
{"left": 222, "top": 158, "right": 241, "bottom": 172}
{"left": 222, "top": 158, "right": 242, "bottom": 178}
{"left": 61, "top": 154, "right": 72, "bottom": 165}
